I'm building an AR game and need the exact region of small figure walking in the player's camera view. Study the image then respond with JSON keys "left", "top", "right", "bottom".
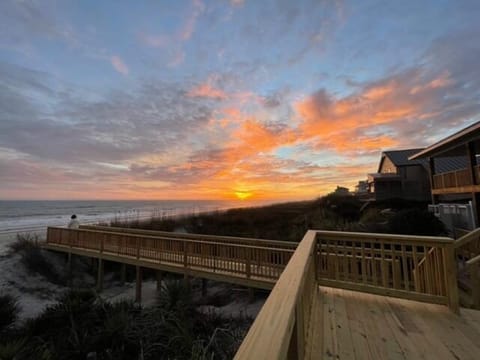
{"left": 68, "top": 214, "right": 80, "bottom": 229}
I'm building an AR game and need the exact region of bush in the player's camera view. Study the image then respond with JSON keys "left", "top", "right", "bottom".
{"left": 387, "top": 209, "right": 446, "bottom": 236}
{"left": 0, "top": 294, "right": 20, "bottom": 333}
{"left": 9, "top": 234, "right": 63, "bottom": 285}
{"left": 0, "top": 338, "right": 27, "bottom": 360}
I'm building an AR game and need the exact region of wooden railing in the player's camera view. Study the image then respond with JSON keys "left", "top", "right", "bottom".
{"left": 433, "top": 168, "right": 472, "bottom": 189}
{"left": 466, "top": 254, "right": 480, "bottom": 308}
{"left": 455, "top": 228, "right": 480, "bottom": 308}
{"left": 235, "top": 230, "right": 459, "bottom": 359}
{"left": 79, "top": 225, "right": 298, "bottom": 249}
{"left": 46, "top": 227, "right": 294, "bottom": 283}
{"left": 316, "top": 231, "right": 458, "bottom": 310}
{"left": 455, "top": 227, "right": 480, "bottom": 259}
{"left": 234, "top": 231, "right": 317, "bottom": 360}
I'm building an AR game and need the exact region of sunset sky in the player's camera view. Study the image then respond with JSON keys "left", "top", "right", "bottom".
{"left": 1, "top": 0, "right": 480, "bottom": 201}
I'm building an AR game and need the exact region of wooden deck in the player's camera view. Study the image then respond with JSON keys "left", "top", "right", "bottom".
{"left": 307, "top": 286, "right": 480, "bottom": 360}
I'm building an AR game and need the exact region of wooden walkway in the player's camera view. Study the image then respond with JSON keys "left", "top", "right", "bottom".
{"left": 306, "top": 286, "right": 480, "bottom": 360}
{"left": 44, "top": 226, "right": 295, "bottom": 289}
{"left": 43, "top": 226, "right": 480, "bottom": 359}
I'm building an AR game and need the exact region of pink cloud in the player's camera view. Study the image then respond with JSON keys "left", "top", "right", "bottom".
{"left": 168, "top": 50, "right": 185, "bottom": 67}
{"left": 187, "top": 83, "right": 228, "bottom": 99}
{"left": 231, "top": 0, "right": 245, "bottom": 7}
{"left": 110, "top": 55, "right": 129, "bottom": 75}
{"left": 180, "top": 0, "right": 205, "bottom": 41}
{"left": 139, "top": 33, "right": 170, "bottom": 48}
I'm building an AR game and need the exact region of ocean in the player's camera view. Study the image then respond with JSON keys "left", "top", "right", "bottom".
{"left": 0, "top": 199, "right": 243, "bottom": 236}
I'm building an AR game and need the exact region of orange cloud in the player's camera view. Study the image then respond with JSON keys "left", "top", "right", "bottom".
{"left": 187, "top": 83, "right": 228, "bottom": 100}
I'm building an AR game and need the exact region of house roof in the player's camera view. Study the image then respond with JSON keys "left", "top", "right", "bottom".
{"left": 409, "top": 121, "right": 480, "bottom": 160}
{"left": 377, "top": 148, "right": 427, "bottom": 172}
{"left": 434, "top": 156, "right": 469, "bottom": 173}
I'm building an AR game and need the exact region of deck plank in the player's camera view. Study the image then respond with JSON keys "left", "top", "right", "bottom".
{"left": 414, "top": 301, "right": 480, "bottom": 360}
{"left": 331, "top": 288, "right": 356, "bottom": 359}
{"left": 316, "top": 286, "right": 480, "bottom": 360}
{"left": 342, "top": 289, "right": 373, "bottom": 360}
{"left": 322, "top": 286, "right": 338, "bottom": 359}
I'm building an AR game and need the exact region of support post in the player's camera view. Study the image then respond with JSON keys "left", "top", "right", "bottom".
{"left": 183, "top": 273, "right": 190, "bottom": 289}
{"left": 248, "top": 287, "right": 254, "bottom": 303}
{"left": 67, "top": 252, "right": 73, "bottom": 286}
{"left": 428, "top": 157, "right": 437, "bottom": 204}
{"left": 96, "top": 258, "right": 104, "bottom": 292}
{"left": 201, "top": 278, "right": 207, "bottom": 297}
{"left": 120, "top": 263, "right": 126, "bottom": 285}
{"left": 135, "top": 266, "right": 142, "bottom": 303}
{"left": 156, "top": 271, "right": 164, "bottom": 292}
{"left": 470, "top": 263, "right": 480, "bottom": 309}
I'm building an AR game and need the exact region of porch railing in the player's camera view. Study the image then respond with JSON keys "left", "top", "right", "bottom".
{"left": 433, "top": 168, "right": 472, "bottom": 189}
{"left": 235, "top": 230, "right": 459, "bottom": 359}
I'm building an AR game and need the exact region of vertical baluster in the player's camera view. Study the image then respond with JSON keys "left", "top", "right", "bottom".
{"left": 351, "top": 241, "right": 358, "bottom": 282}
{"left": 333, "top": 238, "right": 339, "bottom": 280}
{"left": 380, "top": 242, "right": 387, "bottom": 288}
{"left": 343, "top": 240, "right": 348, "bottom": 281}
{"left": 424, "top": 246, "right": 432, "bottom": 294}
{"left": 361, "top": 242, "right": 367, "bottom": 284}
{"left": 401, "top": 244, "right": 409, "bottom": 291}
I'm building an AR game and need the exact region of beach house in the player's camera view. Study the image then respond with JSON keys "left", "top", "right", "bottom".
{"left": 366, "top": 148, "right": 431, "bottom": 201}
{"left": 410, "top": 121, "right": 480, "bottom": 231}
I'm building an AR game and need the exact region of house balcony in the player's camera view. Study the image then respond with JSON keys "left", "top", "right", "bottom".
{"left": 432, "top": 165, "right": 480, "bottom": 194}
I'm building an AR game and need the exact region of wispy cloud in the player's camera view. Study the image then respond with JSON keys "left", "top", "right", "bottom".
{"left": 187, "top": 83, "right": 228, "bottom": 100}
{"left": 110, "top": 55, "right": 129, "bottom": 75}
{"left": 180, "top": 0, "right": 205, "bottom": 41}
{"left": 139, "top": 32, "right": 170, "bottom": 48}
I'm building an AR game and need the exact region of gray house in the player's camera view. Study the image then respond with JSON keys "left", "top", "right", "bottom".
{"left": 367, "top": 149, "right": 431, "bottom": 201}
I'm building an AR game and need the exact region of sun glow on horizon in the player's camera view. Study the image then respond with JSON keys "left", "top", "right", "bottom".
{"left": 234, "top": 190, "right": 253, "bottom": 200}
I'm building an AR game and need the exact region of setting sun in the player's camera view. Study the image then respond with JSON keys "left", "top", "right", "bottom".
{"left": 235, "top": 190, "right": 253, "bottom": 200}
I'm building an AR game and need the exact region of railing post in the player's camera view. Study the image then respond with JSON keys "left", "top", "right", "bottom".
{"left": 470, "top": 263, "right": 480, "bottom": 309}
{"left": 136, "top": 237, "right": 140, "bottom": 259}
{"left": 246, "top": 247, "right": 251, "bottom": 279}
{"left": 184, "top": 241, "right": 188, "bottom": 268}
{"left": 443, "top": 244, "right": 460, "bottom": 314}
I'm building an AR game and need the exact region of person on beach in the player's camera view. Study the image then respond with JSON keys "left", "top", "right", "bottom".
{"left": 68, "top": 214, "right": 80, "bottom": 229}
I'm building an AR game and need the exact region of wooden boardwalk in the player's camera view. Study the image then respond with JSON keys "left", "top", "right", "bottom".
{"left": 43, "top": 226, "right": 480, "bottom": 359}
{"left": 44, "top": 226, "right": 295, "bottom": 289}
{"left": 306, "top": 286, "right": 480, "bottom": 360}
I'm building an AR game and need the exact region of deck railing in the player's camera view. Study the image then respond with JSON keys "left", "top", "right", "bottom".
{"left": 433, "top": 168, "right": 472, "bottom": 189}
{"left": 235, "top": 230, "right": 459, "bottom": 359}
{"left": 79, "top": 225, "right": 298, "bottom": 249}
{"left": 316, "top": 231, "right": 458, "bottom": 308}
{"left": 455, "top": 228, "right": 480, "bottom": 308}
{"left": 234, "top": 231, "right": 317, "bottom": 360}
{"left": 46, "top": 227, "right": 294, "bottom": 282}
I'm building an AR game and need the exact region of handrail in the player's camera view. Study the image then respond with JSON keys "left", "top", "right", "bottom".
{"left": 47, "top": 227, "right": 293, "bottom": 253}
{"left": 80, "top": 225, "right": 298, "bottom": 248}
{"left": 466, "top": 253, "right": 480, "bottom": 309}
{"left": 315, "top": 230, "right": 453, "bottom": 245}
{"left": 466, "top": 253, "right": 480, "bottom": 267}
{"left": 454, "top": 227, "right": 480, "bottom": 249}
{"left": 234, "top": 231, "right": 317, "bottom": 359}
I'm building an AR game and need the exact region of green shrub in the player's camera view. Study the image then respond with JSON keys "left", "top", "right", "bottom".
{"left": 9, "top": 234, "right": 63, "bottom": 285}
{"left": 0, "top": 338, "right": 27, "bottom": 360}
{"left": 0, "top": 294, "right": 20, "bottom": 333}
